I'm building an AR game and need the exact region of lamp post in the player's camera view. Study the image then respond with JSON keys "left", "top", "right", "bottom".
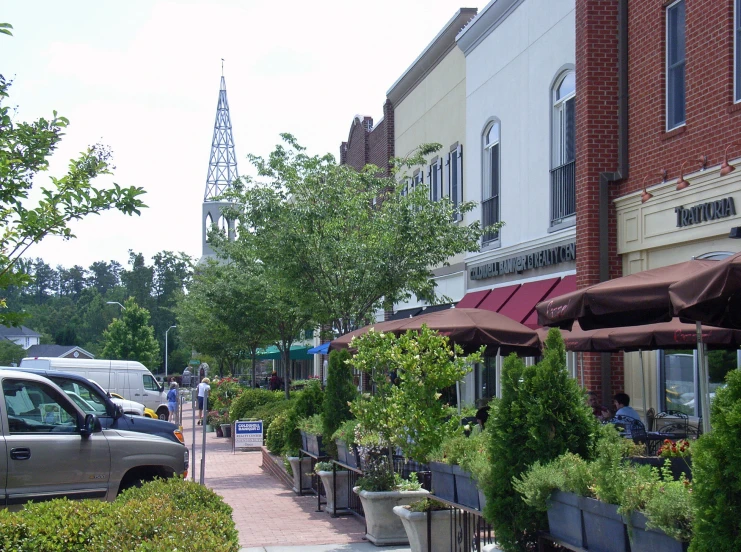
{"left": 165, "top": 325, "right": 177, "bottom": 378}
{"left": 106, "top": 301, "right": 126, "bottom": 310}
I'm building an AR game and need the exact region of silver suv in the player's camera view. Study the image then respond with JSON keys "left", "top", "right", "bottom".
{"left": 0, "top": 370, "right": 188, "bottom": 508}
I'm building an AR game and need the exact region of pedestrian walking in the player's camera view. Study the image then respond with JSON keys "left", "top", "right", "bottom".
{"left": 197, "top": 377, "right": 211, "bottom": 425}
{"left": 167, "top": 382, "right": 178, "bottom": 424}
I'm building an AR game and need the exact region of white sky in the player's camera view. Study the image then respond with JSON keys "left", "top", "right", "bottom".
{"left": 4, "top": 0, "right": 484, "bottom": 270}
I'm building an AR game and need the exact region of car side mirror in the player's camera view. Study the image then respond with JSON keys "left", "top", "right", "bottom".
{"left": 113, "top": 404, "right": 124, "bottom": 419}
{"left": 80, "top": 414, "right": 101, "bottom": 437}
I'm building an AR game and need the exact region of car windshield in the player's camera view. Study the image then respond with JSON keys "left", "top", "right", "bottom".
{"left": 51, "top": 377, "right": 109, "bottom": 415}
{"left": 64, "top": 390, "right": 96, "bottom": 412}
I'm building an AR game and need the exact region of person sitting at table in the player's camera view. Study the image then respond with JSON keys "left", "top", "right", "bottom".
{"left": 613, "top": 392, "right": 640, "bottom": 421}
{"left": 587, "top": 391, "right": 611, "bottom": 420}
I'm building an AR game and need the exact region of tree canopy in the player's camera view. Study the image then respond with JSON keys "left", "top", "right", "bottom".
{"left": 101, "top": 297, "right": 160, "bottom": 367}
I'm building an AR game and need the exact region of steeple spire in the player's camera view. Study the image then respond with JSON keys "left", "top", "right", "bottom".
{"left": 204, "top": 66, "right": 238, "bottom": 201}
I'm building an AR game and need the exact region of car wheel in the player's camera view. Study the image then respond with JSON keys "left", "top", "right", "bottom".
{"left": 157, "top": 408, "right": 169, "bottom": 421}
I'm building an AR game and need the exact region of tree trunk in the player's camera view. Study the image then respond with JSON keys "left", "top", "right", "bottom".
{"left": 251, "top": 352, "right": 257, "bottom": 388}
{"left": 282, "top": 347, "right": 292, "bottom": 399}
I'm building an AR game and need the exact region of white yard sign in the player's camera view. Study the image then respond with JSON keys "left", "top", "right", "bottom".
{"left": 234, "top": 420, "right": 263, "bottom": 448}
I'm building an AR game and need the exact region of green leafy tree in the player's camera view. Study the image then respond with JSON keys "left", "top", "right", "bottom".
{"left": 121, "top": 251, "right": 154, "bottom": 310}
{"left": 484, "top": 329, "right": 599, "bottom": 552}
{"left": 217, "top": 134, "right": 488, "bottom": 336}
{"left": 0, "top": 69, "right": 146, "bottom": 326}
{"left": 0, "top": 340, "right": 25, "bottom": 365}
{"left": 100, "top": 298, "right": 159, "bottom": 367}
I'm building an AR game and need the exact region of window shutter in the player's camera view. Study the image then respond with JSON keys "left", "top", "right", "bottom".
{"left": 455, "top": 144, "right": 463, "bottom": 221}
{"left": 437, "top": 158, "right": 443, "bottom": 201}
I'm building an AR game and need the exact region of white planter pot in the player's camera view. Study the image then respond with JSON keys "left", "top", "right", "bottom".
{"left": 317, "top": 470, "right": 350, "bottom": 514}
{"left": 287, "top": 456, "right": 312, "bottom": 494}
{"left": 354, "top": 486, "right": 429, "bottom": 545}
{"left": 393, "top": 506, "right": 455, "bottom": 552}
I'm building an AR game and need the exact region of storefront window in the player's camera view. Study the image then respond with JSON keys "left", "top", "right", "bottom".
{"left": 475, "top": 356, "right": 497, "bottom": 401}
{"left": 660, "top": 349, "right": 739, "bottom": 416}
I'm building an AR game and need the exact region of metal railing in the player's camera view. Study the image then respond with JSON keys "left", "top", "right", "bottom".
{"left": 425, "top": 497, "right": 496, "bottom": 552}
{"left": 550, "top": 160, "right": 575, "bottom": 226}
{"left": 481, "top": 197, "right": 500, "bottom": 244}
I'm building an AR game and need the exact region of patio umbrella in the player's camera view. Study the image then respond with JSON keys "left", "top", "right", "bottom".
{"left": 535, "top": 258, "right": 719, "bottom": 330}
{"left": 670, "top": 251, "right": 741, "bottom": 329}
{"left": 330, "top": 307, "right": 541, "bottom": 356}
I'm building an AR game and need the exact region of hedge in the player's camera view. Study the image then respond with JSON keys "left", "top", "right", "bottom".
{"left": 0, "top": 478, "right": 239, "bottom": 552}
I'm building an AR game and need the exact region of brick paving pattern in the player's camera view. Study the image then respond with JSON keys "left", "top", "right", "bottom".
{"left": 180, "top": 402, "right": 366, "bottom": 548}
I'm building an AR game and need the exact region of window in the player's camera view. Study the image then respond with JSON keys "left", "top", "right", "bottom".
{"left": 447, "top": 144, "right": 463, "bottom": 221}
{"left": 551, "top": 71, "right": 576, "bottom": 227}
{"left": 736, "top": 0, "right": 740, "bottom": 102}
{"left": 428, "top": 158, "right": 443, "bottom": 202}
{"left": 482, "top": 121, "right": 501, "bottom": 245}
{"left": 412, "top": 170, "right": 423, "bottom": 192}
{"left": 666, "top": 0, "right": 686, "bottom": 129}
{"left": 143, "top": 374, "right": 161, "bottom": 392}
{"left": 3, "top": 379, "right": 77, "bottom": 433}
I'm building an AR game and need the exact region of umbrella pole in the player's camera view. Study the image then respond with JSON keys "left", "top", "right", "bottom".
{"left": 579, "top": 352, "right": 584, "bottom": 388}
{"left": 456, "top": 381, "right": 462, "bottom": 416}
{"left": 639, "top": 349, "right": 647, "bottom": 426}
{"left": 696, "top": 322, "right": 711, "bottom": 435}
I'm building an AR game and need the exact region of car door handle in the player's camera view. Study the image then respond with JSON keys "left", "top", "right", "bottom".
{"left": 134, "top": 393, "right": 141, "bottom": 396}
{"left": 10, "top": 448, "right": 31, "bottom": 461}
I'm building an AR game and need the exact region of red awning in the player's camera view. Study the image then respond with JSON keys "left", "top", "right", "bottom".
{"left": 456, "top": 290, "right": 491, "bottom": 309}
{"left": 499, "top": 278, "right": 560, "bottom": 326}
{"left": 478, "top": 284, "right": 520, "bottom": 312}
{"left": 523, "top": 275, "right": 577, "bottom": 328}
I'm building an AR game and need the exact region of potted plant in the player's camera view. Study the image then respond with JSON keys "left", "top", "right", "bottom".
{"left": 353, "top": 456, "right": 429, "bottom": 545}
{"left": 332, "top": 419, "right": 360, "bottom": 469}
{"left": 298, "top": 414, "right": 326, "bottom": 457}
{"left": 314, "top": 461, "right": 350, "bottom": 515}
{"left": 285, "top": 450, "right": 312, "bottom": 495}
{"left": 393, "top": 498, "right": 459, "bottom": 552}
{"left": 630, "top": 439, "right": 692, "bottom": 481}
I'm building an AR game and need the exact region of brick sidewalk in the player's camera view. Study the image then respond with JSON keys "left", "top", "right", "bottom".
{"left": 180, "top": 402, "right": 366, "bottom": 548}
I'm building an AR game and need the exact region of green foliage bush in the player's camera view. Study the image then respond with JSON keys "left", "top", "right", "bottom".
{"left": 485, "top": 329, "right": 598, "bottom": 552}
{"left": 282, "top": 380, "right": 325, "bottom": 454}
{"left": 229, "top": 388, "right": 283, "bottom": 422}
{"left": 690, "top": 368, "right": 741, "bottom": 552}
{"left": 0, "top": 478, "right": 239, "bottom": 551}
{"left": 250, "top": 399, "right": 292, "bottom": 441}
{"left": 322, "top": 349, "right": 356, "bottom": 459}
{"left": 266, "top": 411, "right": 289, "bottom": 454}
{"left": 209, "top": 377, "right": 244, "bottom": 414}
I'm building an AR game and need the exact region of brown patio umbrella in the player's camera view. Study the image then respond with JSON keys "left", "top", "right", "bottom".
{"left": 330, "top": 307, "right": 541, "bottom": 356}
{"left": 670, "top": 251, "right": 741, "bottom": 330}
{"left": 535, "top": 258, "right": 719, "bottom": 330}
{"left": 328, "top": 318, "right": 408, "bottom": 351}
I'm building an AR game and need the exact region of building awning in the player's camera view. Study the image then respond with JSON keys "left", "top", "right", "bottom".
{"left": 498, "top": 278, "right": 560, "bottom": 326}
{"left": 307, "top": 342, "right": 330, "bottom": 355}
{"left": 479, "top": 284, "right": 521, "bottom": 312}
{"left": 456, "top": 290, "right": 491, "bottom": 309}
{"left": 257, "top": 345, "right": 313, "bottom": 361}
{"left": 522, "top": 275, "right": 577, "bottom": 328}
{"left": 387, "top": 307, "right": 423, "bottom": 321}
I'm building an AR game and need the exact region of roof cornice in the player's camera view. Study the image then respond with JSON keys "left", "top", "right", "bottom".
{"left": 387, "top": 8, "right": 478, "bottom": 106}
{"left": 456, "top": 0, "right": 525, "bottom": 56}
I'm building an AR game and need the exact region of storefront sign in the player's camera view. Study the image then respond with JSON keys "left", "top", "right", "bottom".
{"left": 675, "top": 197, "right": 736, "bottom": 228}
{"left": 469, "top": 242, "right": 576, "bottom": 281}
{"left": 235, "top": 420, "right": 263, "bottom": 448}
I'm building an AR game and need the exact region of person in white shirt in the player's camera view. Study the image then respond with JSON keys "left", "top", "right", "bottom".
{"left": 197, "top": 377, "right": 211, "bottom": 425}
{"left": 613, "top": 392, "right": 640, "bottom": 421}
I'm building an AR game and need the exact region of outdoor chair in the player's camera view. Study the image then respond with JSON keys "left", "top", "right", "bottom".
{"left": 608, "top": 414, "right": 647, "bottom": 444}
{"left": 654, "top": 410, "right": 689, "bottom": 438}
{"left": 645, "top": 407, "right": 656, "bottom": 432}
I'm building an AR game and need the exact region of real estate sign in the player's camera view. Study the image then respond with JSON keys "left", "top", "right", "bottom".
{"left": 235, "top": 420, "right": 263, "bottom": 448}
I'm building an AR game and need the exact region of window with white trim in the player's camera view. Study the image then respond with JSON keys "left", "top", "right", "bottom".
{"left": 428, "top": 158, "right": 443, "bottom": 202}
{"left": 736, "top": 0, "right": 740, "bottom": 102}
{"left": 447, "top": 144, "right": 463, "bottom": 221}
{"left": 666, "top": 0, "right": 686, "bottom": 129}
{"left": 482, "top": 121, "right": 501, "bottom": 245}
{"left": 551, "top": 71, "right": 576, "bottom": 227}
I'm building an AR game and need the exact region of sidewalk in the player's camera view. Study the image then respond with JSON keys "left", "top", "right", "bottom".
{"left": 179, "top": 402, "right": 393, "bottom": 551}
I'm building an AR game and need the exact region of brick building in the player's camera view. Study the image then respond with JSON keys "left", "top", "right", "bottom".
{"left": 339, "top": 102, "right": 394, "bottom": 176}
{"left": 576, "top": 0, "right": 741, "bottom": 414}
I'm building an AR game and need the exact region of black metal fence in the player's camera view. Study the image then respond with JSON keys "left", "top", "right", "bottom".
{"left": 550, "top": 160, "right": 576, "bottom": 226}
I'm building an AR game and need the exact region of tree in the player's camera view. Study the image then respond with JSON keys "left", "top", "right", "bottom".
{"left": 121, "top": 251, "right": 154, "bottom": 309}
{"left": 0, "top": 340, "right": 25, "bottom": 366}
{"left": 0, "top": 69, "right": 146, "bottom": 326}
{"left": 217, "top": 134, "right": 488, "bottom": 337}
{"left": 100, "top": 297, "right": 159, "bottom": 367}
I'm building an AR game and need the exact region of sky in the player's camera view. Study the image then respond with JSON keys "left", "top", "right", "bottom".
{"left": 4, "top": 0, "right": 486, "bottom": 271}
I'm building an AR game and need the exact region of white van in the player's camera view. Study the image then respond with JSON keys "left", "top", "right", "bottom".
{"left": 20, "top": 357, "right": 170, "bottom": 420}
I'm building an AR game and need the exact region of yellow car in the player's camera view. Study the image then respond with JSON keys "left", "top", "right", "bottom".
{"left": 109, "top": 392, "right": 158, "bottom": 419}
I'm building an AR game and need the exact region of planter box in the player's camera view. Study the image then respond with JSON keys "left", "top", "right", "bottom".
{"left": 429, "top": 461, "right": 456, "bottom": 503}
{"left": 346, "top": 444, "right": 360, "bottom": 469}
{"left": 546, "top": 491, "right": 585, "bottom": 549}
{"left": 580, "top": 497, "right": 629, "bottom": 552}
{"left": 287, "top": 456, "right": 312, "bottom": 495}
{"left": 300, "top": 430, "right": 308, "bottom": 451}
{"left": 336, "top": 439, "right": 349, "bottom": 464}
{"left": 220, "top": 424, "right": 231, "bottom": 438}
{"left": 205, "top": 424, "right": 215, "bottom": 433}
{"left": 629, "top": 456, "right": 692, "bottom": 481}
{"left": 453, "top": 465, "right": 479, "bottom": 510}
{"left": 627, "top": 511, "right": 689, "bottom": 552}
{"left": 306, "top": 433, "right": 327, "bottom": 457}
{"left": 394, "top": 506, "right": 457, "bottom": 552}
{"left": 354, "top": 487, "right": 429, "bottom": 545}
{"left": 317, "top": 470, "right": 350, "bottom": 515}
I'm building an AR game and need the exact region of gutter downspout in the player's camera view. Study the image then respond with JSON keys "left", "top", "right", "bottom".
{"left": 599, "top": 0, "right": 629, "bottom": 405}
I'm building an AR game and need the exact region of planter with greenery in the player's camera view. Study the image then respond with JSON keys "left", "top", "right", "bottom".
{"left": 393, "top": 498, "right": 460, "bottom": 552}
{"left": 315, "top": 461, "right": 350, "bottom": 515}
{"left": 486, "top": 329, "right": 599, "bottom": 551}
{"left": 333, "top": 419, "right": 360, "bottom": 468}
{"left": 281, "top": 380, "right": 325, "bottom": 456}
{"left": 287, "top": 455, "right": 312, "bottom": 495}
{"left": 630, "top": 439, "right": 692, "bottom": 481}
{"left": 322, "top": 348, "right": 356, "bottom": 461}
{"left": 298, "top": 414, "right": 326, "bottom": 457}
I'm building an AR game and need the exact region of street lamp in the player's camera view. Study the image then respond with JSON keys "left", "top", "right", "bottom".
{"left": 165, "top": 325, "right": 177, "bottom": 378}
{"left": 106, "top": 301, "right": 126, "bottom": 310}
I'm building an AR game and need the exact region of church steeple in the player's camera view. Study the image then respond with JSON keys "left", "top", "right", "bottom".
{"left": 202, "top": 65, "right": 239, "bottom": 259}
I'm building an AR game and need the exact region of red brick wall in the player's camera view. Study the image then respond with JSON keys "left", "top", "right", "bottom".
{"left": 339, "top": 102, "right": 394, "bottom": 176}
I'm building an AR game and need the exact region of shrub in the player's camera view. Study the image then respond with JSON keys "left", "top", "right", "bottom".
{"left": 266, "top": 411, "right": 289, "bottom": 454}
{"left": 322, "top": 349, "right": 356, "bottom": 459}
{"left": 484, "top": 328, "right": 599, "bottom": 552}
{"left": 209, "top": 377, "right": 244, "bottom": 414}
{"left": 332, "top": 418, "right": 359, "bottom": 445}
{"left": 689, "top": 368, "right": 741, "bottom": 552}
{"left": 229, "top": 388, "right": 283, "bottom": 422}
{"left": 249, "top": 399, "right": 292, "bottom": 442}
{"left": 0, "top": 478, "right": 239, "bottom": 551}
{"left": 282, "top": 380, "right": 325, "bottom": 454}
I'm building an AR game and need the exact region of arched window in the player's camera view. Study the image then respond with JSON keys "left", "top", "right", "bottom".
{"left": 550, "top": 71, "right": 576, "bottom": 227}
{"left": 482, "top": 120, "right": 501, "bottom": 245}
{"left": 218, "top": 215, "right": 228, "bottom": 235}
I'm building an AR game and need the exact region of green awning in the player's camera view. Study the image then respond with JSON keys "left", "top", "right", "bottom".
{"left": 256, "top": 345, "right": 313, "bottom": 361}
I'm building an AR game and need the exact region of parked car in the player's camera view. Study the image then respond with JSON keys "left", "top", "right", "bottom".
{"left": 0, "top": 366, "right": 184, "bottom": 444}
{"left": 107, "top": 391, "right": 158, "bottom": 418}
{"left": 0, "top": 369, "right": 188, "bottom": 509}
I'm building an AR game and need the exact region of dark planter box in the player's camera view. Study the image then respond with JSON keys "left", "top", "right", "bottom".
{"left": 300, "top": 430, "right": 308, "bottom": 451}
{"left": 429, "top": 461, "right": 456, "bottom": 503}
{"left": 627, "top": 512, "right": 689, "bottom": 552}
{"left": 580, "top": 497, "right": 629, "bottom": 552}
{"left": 306, "top": 433, "right": 326, "bottom": 457}
{"left": 546, "top": 491, "right": 585, "bottom": 549}
{"left": 336, "top": 439, "right": 349, "bottom": 464}
{"left": 478, "top": 488, "right": 487, "bottom": 512}
{"left": 629, "top": 456, "right": 692, "bottom": 481}
{"left": 453, "top": 465, "right": 479, "bottom": 510}
{"left": 346, "top": 444, "right": 360, "bottom": 469}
